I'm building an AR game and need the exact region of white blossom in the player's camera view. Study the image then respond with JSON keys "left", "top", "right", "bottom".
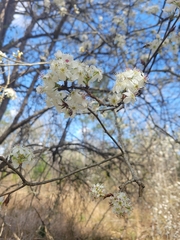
{"left": 110, "top": 192, "right": 132, "bottom": 217}
{"left": 38, "top": 51, "right": 145, "bottom": 115}
{"left": 113, "top": 68, "right": 146, "bottom": 104}
{"left": 39, "top": 50, "right": 103, "bottom": 117}
{"left": 113, "top": 77, "right": 127, "bottom": 93}
{"left": 13, "top": 50, "right": 23, "bottom": 59}
{"left": 0, "top": 51, "right": 7, "bottom": 62}
{"left": 114, "top": 34, "right": 126, "bottom": 48}
{"left": 113, "top": 16, "right": 126, "bottom": 30}
{"left": 10, "top": 145, "right": 34, "bottom": 168}
{"left": 79, "top": 40, "right": 92, "bottom": 53}
{"left": 88, "top": 101, "right": 99, "bottom": 112}
{"left": 4, "top": 88, "right": 17, "bottom": 100}
{"left": 53, "top": 0, "right": 65, "bottom": 7}
{"left": 148, "top": 38, "right": 161, "bottom": 53}
{"left": 99, "top": 16, "right": 103, "bottom": 22}
{"left": 167, "top": 0, "right": 180, "bottom": 6}
{"left": 44, "top": 0, "right": 50, "bottom": 9}
{"left": 36, "top": 86, "right": 44, "bottom": 93}
{"left": 163, "top": 1, "right": 180, "bottom": 12}
{"left": 146, "top": 5, "right": 160, "bottom": 14}
{"left": 60, "top": 6, "right": 67, "bottom": 16}
{"left": 123, "top": 89, "right": 136, "bottom": 104}
{"left": 90, "top": 183, "right": 105, "bottom": 200}
{"left": 108, "top": 93, "right": 122, "bottom": 106}
{"left": 74, "top": 4, "right": 80, "bottom": 14}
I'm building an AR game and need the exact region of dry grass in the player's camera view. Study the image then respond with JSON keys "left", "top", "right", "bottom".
{"left": 0, "top": 182, "right": 146, "bottom": 240}
{"left": 0, "top": 148, "right": 179, "bottom": 240}
{"left": 0, "top": 181, "right": 175, "bottom": 240}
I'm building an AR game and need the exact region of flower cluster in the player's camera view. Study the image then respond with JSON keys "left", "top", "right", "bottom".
{"left": 90, "top": 183, "right": 132, "bottom": 217}
{"left": 37, "top": 51, "right": 146, "bottom": 117}
{"left": 109, "top": 192, "right": 132, "bottom": 217}
{"left": 13, "top": 50, "right": 23, "bottom": 60}
{"left": 112, "top": 68, "right": 147, "bottom": 104}
{"left": 73, "top": 4, "right": 80, "bottom": 14}
{"left": 37, "top": 50, "right": 102, "bottom": 117}
{"left": 0, "top": 51, "right": 6, "bottom": 62}
{"left": 4, "top": 88, "right": 17, "bottom": 100}
{"left": 79, "top": 40, "right": 92, "bottom": 53}
{"left": 53, "top": 0, "right": 65, "bottom": 8}
{"left": 146, "top": 5, "right": 160, "bottom": 14}
{"left": 90, "top": 183, "right": 105, "bottom": 200}
{"left": 167, "top": 0, "right": 180, "bottom": 7}
{"left": 114, "top": 34, "right": 126, "bottom": 48}
{"left": 10, "top": 145, "right": 34, "bottom": 168}
{"left": 163, "top": 0, "right": 180, "bottom": 12}
{"left": 53, "top": 1, "right": 79, "bottom": 15}
{"left": 51, "top": 50, "right": 102, "bottom": 85}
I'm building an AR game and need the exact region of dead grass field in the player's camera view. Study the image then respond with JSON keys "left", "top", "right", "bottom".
{"left": 0, "top": 181, "right": 172, "bottom": 240}
{"left": 0, "top": 155, "right": 180, "bottom": 240}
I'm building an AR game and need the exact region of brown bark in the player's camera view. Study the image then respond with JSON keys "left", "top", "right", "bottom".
{"left": 0, "top": 0, "right": 17, "bottom": 48}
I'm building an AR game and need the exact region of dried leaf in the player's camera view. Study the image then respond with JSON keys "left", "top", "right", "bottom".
{"left": 3, "top": 194, "right": 11, "bottom": 207}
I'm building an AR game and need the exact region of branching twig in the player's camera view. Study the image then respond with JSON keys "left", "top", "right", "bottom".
{"left": 0, "top": 154, "right": 121, "bottom": 197}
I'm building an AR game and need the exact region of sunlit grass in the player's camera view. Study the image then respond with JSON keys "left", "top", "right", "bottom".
{"left": 0, "top": 179, "right": 179, "bottom": 240}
